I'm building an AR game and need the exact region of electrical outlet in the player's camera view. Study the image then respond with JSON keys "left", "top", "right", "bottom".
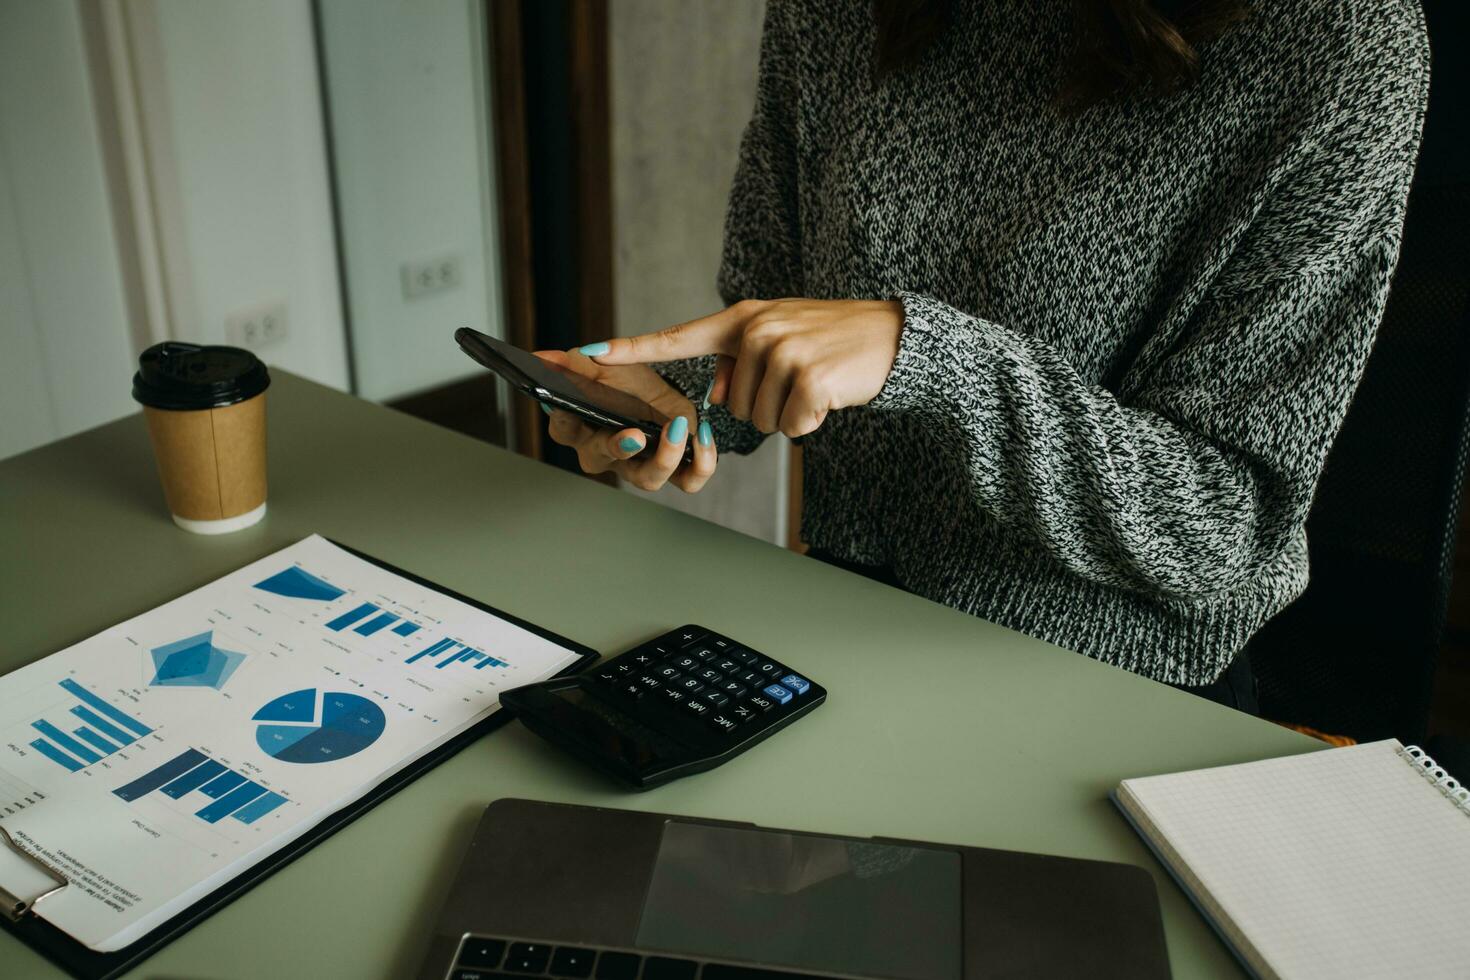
{"left": 226, "top": 302, "right": 288, "bottom": 350}
{"left": 401, "top": 254, "right": 462, "bottom": 300}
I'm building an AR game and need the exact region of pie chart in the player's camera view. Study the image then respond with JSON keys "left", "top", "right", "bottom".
{"left": 252, "top": 688, "right": 385, "bottom": 764}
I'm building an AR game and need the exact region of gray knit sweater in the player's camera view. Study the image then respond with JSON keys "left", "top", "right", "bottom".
{"left": 662, "top": 0, "right": 1429, "bottom": 685}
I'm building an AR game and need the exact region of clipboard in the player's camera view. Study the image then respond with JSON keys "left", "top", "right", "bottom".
{"left": 0, "top": 542, "right": 599, "bottom": 980}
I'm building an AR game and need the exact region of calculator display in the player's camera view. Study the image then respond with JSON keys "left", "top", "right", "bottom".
{"left": 636, "top": 821, "right": 963, "bottom": 980}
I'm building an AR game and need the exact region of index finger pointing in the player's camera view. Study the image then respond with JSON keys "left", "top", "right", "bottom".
{"left": 580, "top": 302, "right": 758, "bottom": 365}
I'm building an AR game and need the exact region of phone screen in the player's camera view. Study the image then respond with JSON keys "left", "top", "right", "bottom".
{"left": 458, "top": 329, "right": 666, "bottom": 430}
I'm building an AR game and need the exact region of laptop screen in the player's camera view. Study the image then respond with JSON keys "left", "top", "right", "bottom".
{"left": 637, "top": 820, "right": 963, "bottom": 979}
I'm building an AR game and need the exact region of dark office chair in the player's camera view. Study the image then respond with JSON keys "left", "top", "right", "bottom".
{"left": 1248, "top": 0, "right": 1470, "bottom": 745}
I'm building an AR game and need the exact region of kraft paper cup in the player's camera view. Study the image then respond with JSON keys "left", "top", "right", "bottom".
{"left": 132, "top": 342, "right": 270, "bottom": 535}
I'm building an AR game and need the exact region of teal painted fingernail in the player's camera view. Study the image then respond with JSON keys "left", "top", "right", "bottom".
{"left": 578, "top": 341, "right": 611, "bottom": 356}
{"left": 700, "top": 377, "right": 715, "bottom": 410}
{"left": 540, "top": 402, "right": 553, "bottom": 415}
{"left": 668, "top": 416, "right": 688, "bottom": 443}
{"left": 619, "top": 435, "right": 643, "bottom": 453}
{"left": 698, "top": 420, "right": 713, "bottom": 447}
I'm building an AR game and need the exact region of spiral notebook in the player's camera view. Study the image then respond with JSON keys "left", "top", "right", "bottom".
{"left": 1113, "top": 740, "right": 1470, "bottom": 980}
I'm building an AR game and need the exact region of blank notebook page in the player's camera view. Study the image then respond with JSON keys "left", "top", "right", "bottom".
{"left": 1119, "top": 740, "right": 1470, "bottom": 980}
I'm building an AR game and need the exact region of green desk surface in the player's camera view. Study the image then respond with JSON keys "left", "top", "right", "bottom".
{"left": 0, "top": 372, "right": 1319, "bottom": 979}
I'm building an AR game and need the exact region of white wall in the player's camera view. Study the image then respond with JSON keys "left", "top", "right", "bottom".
{"left": 0, "top": 0, "right": 138, "bottom": 459}
{"left": 317, "top": 0, "right": 503, "bottom": 402}
{"left": 149, "top": 0, "right": 349, "bottom": 391}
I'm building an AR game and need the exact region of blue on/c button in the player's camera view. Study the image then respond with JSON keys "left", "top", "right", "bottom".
{"left": 779, "top": 674, "right": 810, "bottom": 695}
{"left": 763, "top": 684, "right": 793, "bottom": 705}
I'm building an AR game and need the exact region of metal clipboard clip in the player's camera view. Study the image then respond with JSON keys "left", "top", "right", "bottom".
{"left": 0, "top": 825, "right": 69, "bottom": 923}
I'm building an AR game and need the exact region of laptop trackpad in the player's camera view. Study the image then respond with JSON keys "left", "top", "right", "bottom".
{"left": 636, "top": 820, "right": 962, "bottom": 979}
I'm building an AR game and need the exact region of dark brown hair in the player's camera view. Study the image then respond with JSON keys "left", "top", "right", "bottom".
{"left": 873, "top": 0, "right": 1250, "bottom": 109}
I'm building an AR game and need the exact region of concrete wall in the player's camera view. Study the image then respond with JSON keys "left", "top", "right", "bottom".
{"left": 608, "top": 0, "right": 787, "bottom": 544}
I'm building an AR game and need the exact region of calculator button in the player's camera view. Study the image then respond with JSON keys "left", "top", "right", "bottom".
{"left": 684, "top": 699, "right": 711, "bottom": 716}
{"left": 656, "top": 666, "right": 681, "bottom": 680}
{"left": 739, "top": 670, "right": 766, "bottom": 687}
{"left": 697, "top": 667, "right": 724, "bottom": 685}
{"left": 504, "top": 942, "right": 551, "bottom": 972}
{"left": 636, "top": 674, "right": 662, "bottom": 690}
{"left": 456, "top": 937, "right": 506, "bottom": 968}
{"left": 549, "top": 946, "right": 596, "bottom": 977}
{"left": 660, "top": 687, "right": 686, "bottom": 705}
{"left": 729, "top": 647, "right": 759, "bottom": 665}
{"left": 677, "top": 677, "right": 705, "bottom": 694}
{"left": 674, "top": 655, "right": 699, "bottom": 671}
{"left": 763, "top": 684, "right": 793, "bottom": 705}
{"left": 595, "top": 670, "right": 619, "bottom": 685}
{"left": 755, "top": 660, "right": 785, "bottom": 678}
{"left": 720, "top": 680, "right": 747, "bottom": 697}
{"left": 747, "top": 693, "right": 776, "bottom": 712}
{"left": 779, "top": 674, "right": 811, "bottom": 695}
{"left": 674, "top": 629, "right": 707, "bottom": 647}
{"left": 715, "top": 658, "right": 741, "bottom": 673}
{"left": 732, "top": 703, "right": 757, "bottom": 723}
{"left": 646, "top": 643, "right": 675, "bottom": 658}
{"left": 614, "top": 662, "right": 637, "bottom": 675}
{"left": 708, "top": 713, "right": 740, "bottom": 734}
{"left": 702, "top": 690, "right": 729, "bottom": 707}
{"left": 690, "top": 645, "right": 719, "bottom": 663}
{"left": 632, "top": 652, "right": 655, "bottom": 666}
{"left": 619, "top": 682, "right": 647, "bottom": 701}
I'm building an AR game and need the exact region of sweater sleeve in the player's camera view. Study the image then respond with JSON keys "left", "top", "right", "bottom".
{"left": 868, "top": 20, "right": 1427, "bottom": 600}
{"left": 656, "top": 1, "right": 802, "bottom": 455}
{"left": 870, "top": 255, "right": 1395, "bottom": 599}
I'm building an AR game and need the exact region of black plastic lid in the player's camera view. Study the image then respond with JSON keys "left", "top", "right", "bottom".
{"left": 132, "top": 342, "right": 270, "bottom": 411}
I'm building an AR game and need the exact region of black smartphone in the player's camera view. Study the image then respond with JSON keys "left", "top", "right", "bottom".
{"left": 454, "top": 327, "right": 692, "bottom": 462}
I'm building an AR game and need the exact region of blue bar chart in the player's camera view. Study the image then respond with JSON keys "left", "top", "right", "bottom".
{"left": 354, "top": 612, "right": 399, "bottom": 636}
{"left": 30, "top": 680, "right": 152, "bottom": 774}
{"left": 404, "top": 638, "right": 507, "bottom": 671}
{"left": 325, "top": 602, "right": 377, "bottom": 631}
{"left": 113, "top": 748, "right": 291, "bottom": 825}
{"left": 112, "top": 748, "right": 207, "bottom": 800}
{"left": 31, "top": 739, "right": 84, "bottom": 773}
{"left": 324, "top": 601, "right": 423, "bottom": 640}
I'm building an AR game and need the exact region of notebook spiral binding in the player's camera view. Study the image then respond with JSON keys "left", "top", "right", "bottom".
{"left": 1399, "top": 745, "right": 1470, "bottom": 816}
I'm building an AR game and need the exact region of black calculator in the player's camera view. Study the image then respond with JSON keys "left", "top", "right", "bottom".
{"left": 500, "top": 626, "right": 825, "bottom": 790}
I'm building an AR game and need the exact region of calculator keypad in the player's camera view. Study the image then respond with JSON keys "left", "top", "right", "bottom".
{"left": 590, "top": 627, "right": 822, "bottom": 744}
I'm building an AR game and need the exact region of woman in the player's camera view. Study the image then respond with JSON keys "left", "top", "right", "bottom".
{"left": 539, "top": 0, "right": 1429, "bottom": 709}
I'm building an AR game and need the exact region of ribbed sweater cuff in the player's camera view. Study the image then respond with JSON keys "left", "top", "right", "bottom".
{"left": 869, "top": 291, "right": 988, "bottom": 413}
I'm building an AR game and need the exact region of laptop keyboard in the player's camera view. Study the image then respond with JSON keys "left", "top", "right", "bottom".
{"left": 452, "top": 935, "right": 849, "bottom": 979}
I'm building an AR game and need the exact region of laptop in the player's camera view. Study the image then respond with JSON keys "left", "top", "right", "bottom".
{"left": 417, "top": 799, "right": 1170, "bottom": 979}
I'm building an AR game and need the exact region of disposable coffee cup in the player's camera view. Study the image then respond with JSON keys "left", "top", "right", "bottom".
{"left": 132, "top": 342, "right": 270, "bottom": 534}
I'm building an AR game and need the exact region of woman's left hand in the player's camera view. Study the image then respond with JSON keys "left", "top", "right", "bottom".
{"left": 581, "top": 298, "right": 902, "bottom": 438}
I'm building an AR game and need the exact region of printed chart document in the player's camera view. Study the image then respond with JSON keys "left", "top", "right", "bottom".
{"left": 0, "top": 536, "right": 585, "bottom": 951}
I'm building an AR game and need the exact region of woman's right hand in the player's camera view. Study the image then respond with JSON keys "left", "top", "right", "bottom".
{"left": 534, "top": 349, "right": 717, "bottom": 493}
